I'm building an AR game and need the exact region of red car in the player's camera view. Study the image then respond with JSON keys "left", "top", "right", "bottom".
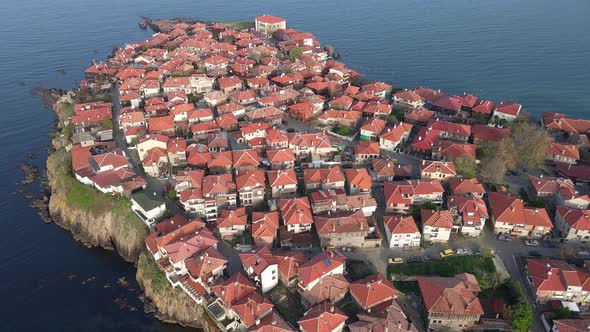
{"left": 282, "top": 120, "right": 288, "bottom": 125}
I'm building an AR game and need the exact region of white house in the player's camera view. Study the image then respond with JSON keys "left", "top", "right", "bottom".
{"left": 189, "top": 75, "right": 215, "bottom": 94}
{"left": 239, "top": 247, "right": 279, "bottom": 293}
{"left": 421, "top": 209, "right": 453, "bottom": 243}
{"left": 379, "top": 122, "right": 413, "bottom": 151}
{"left": 131, "top": 190, "right": 166, "bottom": 226}
{"left": 383, "top": 215, "right": 421, "bottom": 248}
{"left": 555, "top": 206, "right": 590, "bottom": 243}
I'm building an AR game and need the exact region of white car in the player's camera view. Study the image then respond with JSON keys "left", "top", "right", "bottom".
{"left": 455, "top": 248, "right": 467, "bottom": 255}
{"left": 524, "top": 240, "right": 539, "bottom": 246}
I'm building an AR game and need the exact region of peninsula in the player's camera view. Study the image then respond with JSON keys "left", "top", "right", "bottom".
{"left": 42, "top": 14, "right": 590, "bottom": 332}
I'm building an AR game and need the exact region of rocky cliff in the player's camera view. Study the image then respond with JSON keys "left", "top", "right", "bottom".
{"left": 46, "top": 148, "right": 148, "bottom": 262}
{"left": 44, "top": 95, "right": 213, "bottom": 330}
{"left": 136, "top": 252, "right": 214, "bottom": 330}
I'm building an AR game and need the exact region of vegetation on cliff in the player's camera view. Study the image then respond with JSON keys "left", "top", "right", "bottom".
{"left": 46, "top": 147, "right": 148, "bottom": 262}
{"left": 137, "top": 251, "right": 218, "bottom": 330}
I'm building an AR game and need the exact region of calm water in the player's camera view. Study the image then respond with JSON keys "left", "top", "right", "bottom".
{"left": 1, "top": 0, "right": 589, "bottom": 330}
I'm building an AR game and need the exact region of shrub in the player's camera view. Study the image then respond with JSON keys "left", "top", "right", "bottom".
{"left": 332, "top": 125, "right": 352, "bottom": 136}
{"left": 511, "top": 303, "right": 532, "bottom": 332}
{"left": 388, "top": 254, "right": 497, "bottom": 289}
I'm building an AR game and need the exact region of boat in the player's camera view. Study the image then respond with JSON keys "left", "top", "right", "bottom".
{"left": 138, "top": 20, "right": 147, "bottom": 29}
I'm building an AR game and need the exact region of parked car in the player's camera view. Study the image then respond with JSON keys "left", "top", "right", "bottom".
{"left": 286, "top": 128, "right": 296, "bottom": 133}
{"left": 423, "top": 254, "right": 435, "bottom": 261}
{"left": 497, "top": 233, "right": 511, "bottom": 241}
{"left": 529, "top": 251, "right": 542, "bottom": 257}
{"left": 577, "top": 251, "right": 590, "bottom": 257}
{"left": 388, "top": 257, "right": 404, "bottom": 264}
{"left": 282, "top": 120, "right": 288, "bottom": 125}
{"left": 440, "top": 249, "right": 454, "bottom": 258}
{"left": 542, "top": 241, "right": 559, "bottom": 248}
{"left": 524, "top": 239, "right": 539, "bottom": 246}
{"left": 342, "top": 163, "right": 354, "bottom": 169}
{"left": 406, "top": 256, "right": 422, "bottom": 263}
{"left": 455, "top": 248, "right": 467, "bottom": 255}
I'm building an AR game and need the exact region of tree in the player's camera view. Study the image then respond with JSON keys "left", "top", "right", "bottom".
{"left": 511, "top": 303, "right": 532, "bottom": 332}
{"left": 454, "top": 155, "right": 477, "bottom": 178}
{"left": 510, "top": 121, "right": 551, "bottom": 170}
{"left": 165, "top": 189, "right": 177, "bottom": 201}
{"left": 162, "top": 209, "right": 173, "bottom": 219}
{"left": 555, "top": 307, "right": 572, "bottom": 319}
{"left": 479, "top": 156, "right": 507, "bottom": 185}
{"left": 323, "top": 44, "right": 335, "bottom": 57}
{"left": 289, "top": 47, "right": 303, "bottom": 62}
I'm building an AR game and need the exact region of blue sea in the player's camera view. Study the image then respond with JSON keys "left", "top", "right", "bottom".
{"left": 1, "top": 0, "right": 589, "bottom": 330}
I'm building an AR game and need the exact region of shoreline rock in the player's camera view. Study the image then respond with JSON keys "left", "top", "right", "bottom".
{"left": 36, "top": 93, "right": 209, "bottom": 329}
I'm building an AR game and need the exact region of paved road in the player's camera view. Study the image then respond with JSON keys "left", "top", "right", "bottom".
{"left": 111, "top": 90, "right": 177, "bottom": 213}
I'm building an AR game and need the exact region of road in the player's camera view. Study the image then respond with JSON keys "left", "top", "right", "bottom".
{"left": 111, "top": 90, "right": 177, "bottom": 213}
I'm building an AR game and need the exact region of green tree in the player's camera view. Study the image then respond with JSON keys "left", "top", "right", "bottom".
{"left": 511, "top": 303, "right": 532, "bottom": 332}
{"left": 165, "top": 189, "right": 177, "bottom": 201}
{"left": 289, "top": 47, "right": 303, "bottom": 62}
{"left": 453, "top": 155, "right": 477, "bottom": 178}
{"left": 101, "top": 118, "right": 113, "bottom": 129}
{"left": 162, "top": 210, "right": 173, "bottom": 219}
{"left": 510, "top": 121, "right": 551, "bottom": 170}
{"left": 555, "top": 307, "right": 572, "bottom": 319}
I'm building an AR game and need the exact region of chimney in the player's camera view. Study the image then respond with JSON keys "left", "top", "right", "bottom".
{"left": 330, "top": 305, "right": 335, "bottom": 313}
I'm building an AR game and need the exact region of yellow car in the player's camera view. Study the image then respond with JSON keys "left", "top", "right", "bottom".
{"left": 388, "top": 257, "right": 404, "bottom": 264}
{"left": 439, "top": 249, "right": 454, "bottom": 258}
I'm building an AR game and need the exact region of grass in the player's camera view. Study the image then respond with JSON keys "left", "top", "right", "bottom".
{"left": 61, "top": 102, "right": 74, "bottom": 117}
{"left": 387, "top": 254, "right": 497, "bottom": 289}
{"left": 65, "top": 177, "right": 100, "bottom": 210}
{"left": 332, "top": 124, "right": 353, "bottom": 136}
{"left": 213, "top": 21, "right": 253, "bottom": 31}
{"left": 138, "top": 252, "right": 171, "bottom": 293}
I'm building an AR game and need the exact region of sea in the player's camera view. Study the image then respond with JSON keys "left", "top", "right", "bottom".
{"left": 0, "top": 0, "right": 589, "bottom": 331}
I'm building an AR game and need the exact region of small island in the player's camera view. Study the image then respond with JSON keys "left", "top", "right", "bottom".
{"left": 41, "top": 13, "right": 590, "bottom": 332}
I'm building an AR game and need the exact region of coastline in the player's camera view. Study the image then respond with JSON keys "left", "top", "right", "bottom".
{"left": 36, "top": 90, "right": 213, "bottom": 330}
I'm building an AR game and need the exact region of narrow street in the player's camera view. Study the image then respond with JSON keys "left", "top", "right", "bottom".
{"left": 111, "top": 89, "right": 177, "bottom": 213}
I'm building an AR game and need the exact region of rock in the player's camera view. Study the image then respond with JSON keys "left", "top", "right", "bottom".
{"left": 31, "top": 87, "right": 68, "bottom": 109}
{"left": 136, "top": 252, "right": 207, "bottom": 329}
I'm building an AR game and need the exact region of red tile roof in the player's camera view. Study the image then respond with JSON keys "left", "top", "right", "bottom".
{"left": 211, "top": 272, "right": 257, "bottom": 306}
{"left": 556, "top": 206, "right": 590, "bottom": 231}
{"left": 256, "top": 15, "right": 286, "bottom": 24}
{"left": 349, "top": 273, "right": 399, "bottom": 310}
{"left": 252, "top": 212, "right": 280, "bottom": 239}
{"left": 298, "top": 301, "right": 348, "bottom": 332}
{"left": 268, "top": 168, "right": 297, "bottom": 187}
{"left": 420, "top": 160, "right": 457, "bottom": 176}
{"left": 297, "top": 250, "right": 345, "bottom": 287}
{"left": 448, "top": 178, "right": 486, "bottom": 197}
{"left": 344, "top": 168, "right": 373, "bottom": 191}
{"left": 421, "top": 209, "right": 454, "bottom": 229}
{"left": 417, "top": 274, "right": 483, "bottom": 316}
{"left": 546, "top": 143, "right": 580, "bottom": 161}
{"left": 526, "top": 258, "right": 590, "bottom": 293}
{"left": 304, "top": 167, "right": 345, "bottom": 186}
{"left": 384, "top": 215, "right": 419, "bottom": 235}
{"left": 279, "top": 197, "right": 314, "bottom": 226}
{"left": 232, "top": 292, "right": 274, "bottom": 328}
{"left": 233, "top": 149, "right": 261, "bottom": 169}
